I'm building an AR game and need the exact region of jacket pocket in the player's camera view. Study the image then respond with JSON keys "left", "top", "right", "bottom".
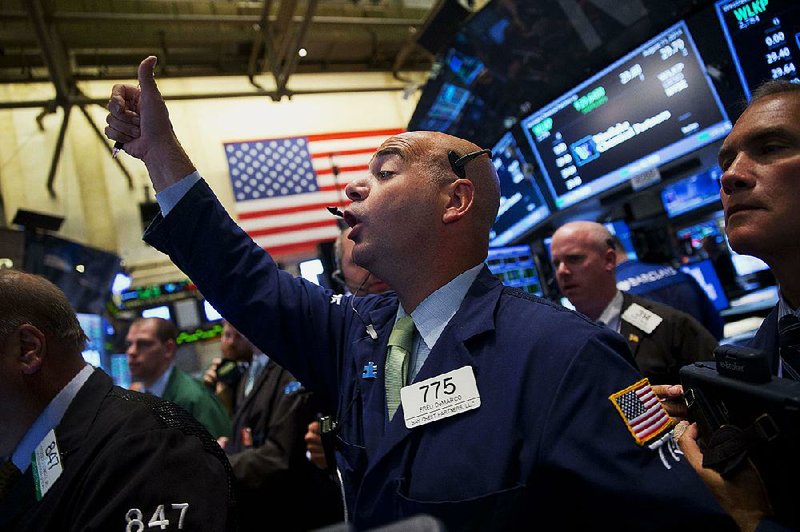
{"left": 395, "top": 480, "right": 527, "bottom": 531}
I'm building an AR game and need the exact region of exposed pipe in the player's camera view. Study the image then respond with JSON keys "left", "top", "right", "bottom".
{"left": 0, "top": 85, "right": 407, "bottom": 110}
{"left": 277, "top": 0, "right": 319, "bottom": 93}
{"left": 0, "top": 10, "right": 421, "bottom": 26}
{"left": 46, "top": 105, "right": 72, "bottom": 198}
{"left": 78, "top": 104, "right": 135, "bottom": 191}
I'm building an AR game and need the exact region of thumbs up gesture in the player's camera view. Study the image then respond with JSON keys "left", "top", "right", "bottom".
{"left": 105, "top": 56, "right": 195, "bottom": 191}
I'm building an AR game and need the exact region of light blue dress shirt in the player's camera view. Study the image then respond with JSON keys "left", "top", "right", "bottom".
{"left": 144, "top": 364, "right": 174, "bottom": 398}
{"left": 399, "top": 264, "right": 483, "bottom": 382}
{"left": 11, "top": 364, "right": 94, "bottom": 472}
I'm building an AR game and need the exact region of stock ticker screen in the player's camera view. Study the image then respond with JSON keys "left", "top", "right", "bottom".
{"left": 485, "top": 245, "right": 544, "bottom": 297}
{"left": 520, "top": 21, "right": 732, "bottom": 210}
{"left": 489, "top": 132, "right": 551, "bottom": 246}
{"left": 716, "top": 0, "right": 800, "bottom": 100}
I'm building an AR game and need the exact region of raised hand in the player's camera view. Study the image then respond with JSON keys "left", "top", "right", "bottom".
{"left": 105, "top": 56, "right": 195, "bottom": 191}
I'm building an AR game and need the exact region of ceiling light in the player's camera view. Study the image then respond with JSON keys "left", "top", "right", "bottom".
{"left": 298, "top": 48, "right": 308, "bottom": 57}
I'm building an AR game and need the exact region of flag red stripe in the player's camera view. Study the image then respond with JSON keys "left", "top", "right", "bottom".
{"left": 637, "top": 417, "right": 670, "bottom": 439}
{"left": 305, "top": 128, "right": 404, "bottom": 142}
{"left": 633, "top": 409, "right": 667, "bottom": 433}
{"left": 262, "top": 241, "right": 326, "bottom": 257}
{"left": 248, "top": 219, "right": 337, "bottom": 238}
{"left": 238, "top": 199, "right": 350, "bottom": 220}
{"left": 312, "top": 147, "right": 377, "bottom": 159}
{"left": 319, "top": 183, "right": 349, "bottom": 193}
{"left": 316, "top": 164, "right": 369, "bottom": 176}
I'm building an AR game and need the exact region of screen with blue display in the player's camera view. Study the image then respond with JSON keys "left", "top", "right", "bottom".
{"left": 489, "top": 132, "right": 551, "bottom": 246}
{"left": 520, "top": 21, "right": 731, "bottom": 210}
{"left": 715, "top": 0, "right": 800, "bottom": 100}
{"left": 485, "top": 245, "right": 543, "bottom": 296}
{"left": 661, "top": 165, "right": 723, "bottom": 218}
{"left": 420, "top": 82, "right": 472, "bottom": 131}
{"left": 680, "top": 258, "right": 730, "bottom": 311}
{"left": 77, "top": 313, "right": 105, "bottom": 369}
{"left": 605, "top": 220, "right": 638, "bottom": 260}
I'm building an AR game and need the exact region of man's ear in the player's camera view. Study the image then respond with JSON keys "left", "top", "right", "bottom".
{"left": 604, "top": 247, "right": 618, "bottom": 272}
{"left": 442, "top": 179, "right": 475, "bottom": 224}
{"left": 164, "top": 339, "right": 177, "bottom": 361}
{"left": 17, "top": 324, "right": 46, "bottom": 375}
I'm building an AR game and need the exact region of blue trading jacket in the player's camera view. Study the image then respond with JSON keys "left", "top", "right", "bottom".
{"left": 145, "top": 179, "right": 733, "bottom": 530}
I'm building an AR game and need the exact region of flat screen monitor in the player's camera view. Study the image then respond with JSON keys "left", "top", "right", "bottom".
{"left": 109, "top": 353, "right": 131, "bottom": 389}
{"left": 445, "top": 48, "right": 485, "bottom": 86}
{"left": 520, "top": 21, "right": 732, "bottom": 210}
{"left": 485, "top": 245, "right": 543, "bottom": 297}
{"left": 77, "top": 313, "right": 105, "bottom": 369}
{"left": 677, "top": 214, "right": 770, "bottom": 277}
{"left": 680, "top": 258, "right": 730, "bottom": 311}
{"left": 422, "top": 82, "right": 471, "bottom": 131}
{"left": 605, "top": 220, "right": 638, "bottom": 261}
{"left": 662, "top": 165, "right": 723, "bottom": 218}
{"left": 489, "top": 132, "right": 551, "bottom": 246}
{"left": 715, "top": 0, "right": 800, "bottom": 100}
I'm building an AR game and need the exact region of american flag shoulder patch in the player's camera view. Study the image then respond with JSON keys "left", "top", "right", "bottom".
{"left": 609, "top": 378, "right": 675, "bottom": 446}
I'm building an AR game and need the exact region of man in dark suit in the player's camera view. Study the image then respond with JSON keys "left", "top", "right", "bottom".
{"left": 208, "top": 321, "right": 342, "bottom": 531}
{"left": 0, "top": 269, "right": 236, "bottom": 531}
{"left": 551, "top": 221, "right": 717, "bottom": 384}
{"left": 675, "top": 80, "right": 800, "bottom": 529}
{"left": 104, "top": 57, "right": 738, "bottom": 530}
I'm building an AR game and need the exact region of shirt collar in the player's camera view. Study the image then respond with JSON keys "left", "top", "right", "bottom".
{"left": 398, "top": 264, "right": 484, "bottom": 350}
{"left": 250, "top": 352, "right": 269, "bottom": 371}
{"left": 597, "top": 290, "right": 625, "bottom": 333}
{"left": 12, "top": 364, "right": 94, "bottom": 472}
{"left": 145, "top": 364, "right": 174, "bottom": 398}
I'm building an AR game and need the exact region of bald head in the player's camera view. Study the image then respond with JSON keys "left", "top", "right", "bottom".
{"left": 550, "top": 222, "right": 618, "bottom": 320}
{"left": 375, "top": 131, "right": 501, "bottom": 232}
{"left": 0, "top": 269, "right": 87, "bottom": 356}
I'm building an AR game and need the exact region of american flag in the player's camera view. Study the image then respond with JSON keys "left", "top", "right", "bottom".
{"left": 224, "top": 128, "right": 404, "bottom": 260}
{"left": 610, "top": 379, "right": 673, "bottom": 445}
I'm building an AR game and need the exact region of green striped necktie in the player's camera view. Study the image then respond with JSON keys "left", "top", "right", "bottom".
{"left": 385, "top": 315, "right": 416, "bottom": 420}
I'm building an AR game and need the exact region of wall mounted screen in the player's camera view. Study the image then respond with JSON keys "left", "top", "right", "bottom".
{"left": 485, "top": 245, "right": 543, "bottom": 297}
{"left": 715, "top": 0, "right": 799, "bottom": 100}
{"left": 661, "top": 165, "right": 723, "bottom": 218}
{"left": 521, "top": 21, "right": 731, "bottom": 210}
{"left": 489, "top": 132, "right": 551, "bottom": 246}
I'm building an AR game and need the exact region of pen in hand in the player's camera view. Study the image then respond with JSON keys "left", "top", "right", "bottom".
{"left": 112, "top": 141, "right": 124, "bottom": 158}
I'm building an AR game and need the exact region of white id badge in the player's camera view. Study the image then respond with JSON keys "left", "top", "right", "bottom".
{"left": 401, "top": 365, "right": 481, "bottom": 429}
{"left": 32, "top": 429, "right": 63, "bottom": 500}
{"left": 621, "top": 303, "right": 663, "bottom": 334}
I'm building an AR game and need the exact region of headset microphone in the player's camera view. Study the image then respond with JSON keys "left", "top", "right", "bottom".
{"left": 327, "top": 207, "right": 344, "bottom": 217}
{"left": 351, "top": 273, "right": 378, "bottom": 340}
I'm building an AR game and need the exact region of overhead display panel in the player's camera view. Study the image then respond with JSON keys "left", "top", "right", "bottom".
{"left": 489, "top": 132, "right": 551, "bottom": 246}
{"left": 715, "top": 0, "right": 800, "bottom": 100}
{"left": 520, "top": 21, "right": 731, "bottom": 210}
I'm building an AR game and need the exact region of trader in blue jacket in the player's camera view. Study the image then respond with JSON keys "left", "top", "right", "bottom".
{"left": 105, "top": 56, "right": 739, "bottom": 530}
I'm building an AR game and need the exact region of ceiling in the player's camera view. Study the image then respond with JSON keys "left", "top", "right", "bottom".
{"left": 0, "top": 0, "right": 442, "bottom": 105}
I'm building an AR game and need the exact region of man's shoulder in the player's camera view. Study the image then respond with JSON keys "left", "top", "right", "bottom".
{"left": 166, "top": 367, "right": 213, "bottom": 401}
{"left": 625, "top": 292, "right": 694, "bottom": 321}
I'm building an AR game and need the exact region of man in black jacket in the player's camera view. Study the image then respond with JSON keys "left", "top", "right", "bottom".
{"left": 0, "top": 269, "right": 236, "bottom": 531}
{"left": 551, "top": 221, "right": 717, "bottom": 385}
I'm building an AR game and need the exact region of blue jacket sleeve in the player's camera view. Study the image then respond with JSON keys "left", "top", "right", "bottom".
{"left": 145, "top": 178, "right": 353, "bottom": 410}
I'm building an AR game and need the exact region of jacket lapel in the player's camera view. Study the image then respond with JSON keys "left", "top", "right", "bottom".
{"left": 350, "top": 302, "right": 400, "bottom": 452}
{"left": 619, "top": 293, "right": 643, "bottom": 358}
{"left": 367, "top": 268, "right": 502, "bottom": 473}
